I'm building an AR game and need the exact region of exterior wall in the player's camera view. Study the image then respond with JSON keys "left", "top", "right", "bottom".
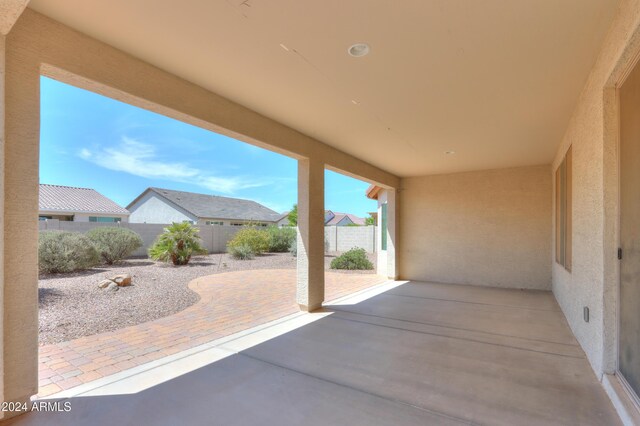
{"left": 39, "top": 212, "right": 129, "bottom": 222}
{"left": 73, "top": 213, "right": 129, "bottom": 223}
{"left": 551, "top": 0, "right": 640, "bottom": 378}
{"left": 128, "top": 192, "right": 196, "bottom": 224}
{"left": 39, "top": 221, "right": 242, "bottom": 255}
{"left": 39, "top": 221, "right": 376, "bottom": 255}
{"left": 197, "top": 219, "right": 275, "bottom": 227}
{"left": 399, "top": 165, "right": 552, "bottom": 290}
{"left": 324, "top": 226, "right": 376, "bottom": 253}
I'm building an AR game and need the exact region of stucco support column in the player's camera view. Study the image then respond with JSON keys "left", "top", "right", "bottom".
{"left": 3, "top": 24, "right": 39, "bottom": 413}
{"left": 386, "top": 188, "right": 399, "bottom": 280}
{"left": 297, "top": 158, "right": 324, "bottom": 311}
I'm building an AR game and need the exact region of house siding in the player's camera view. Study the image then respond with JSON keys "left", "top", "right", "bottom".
{"left": 551, "top": 0, "right": 640, "bottom": 378}
{"left": 128, "top": 192, "right": 197, "bottom": 224}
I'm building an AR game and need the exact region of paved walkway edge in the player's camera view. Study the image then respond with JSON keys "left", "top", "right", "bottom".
{"left": 39, "top": 279, "right": 404, "bottom": 400}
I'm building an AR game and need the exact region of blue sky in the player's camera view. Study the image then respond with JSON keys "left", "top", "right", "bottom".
{"left": 40, "top": 77, "right": 377, "bottom": 217}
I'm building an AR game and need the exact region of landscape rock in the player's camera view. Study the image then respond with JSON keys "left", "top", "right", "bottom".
{"left": 106, "top": 282, "right": 119, "bottom": 292}
{"left": 97, "top": 279, "right": 113, "bottom": 289}
{"left": 110, "top": 273, "right": 132, "bottom": 287}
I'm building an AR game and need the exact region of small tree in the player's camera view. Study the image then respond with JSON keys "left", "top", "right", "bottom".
{"left": 87, "top": 227, "right": 143, "bottom": 265}
{"left": 148, "top": 222, "right": 207, "bottom": 265}
{"left": 288, "top": 204, "right": 298, "bottom": 226}
{"left": 365, "top": 214, "right": 376, "bottom": 226}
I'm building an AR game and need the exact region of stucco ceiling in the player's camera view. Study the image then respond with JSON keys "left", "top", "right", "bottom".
{"left": 28, "top": 0, "right": 619, "bottom": 177}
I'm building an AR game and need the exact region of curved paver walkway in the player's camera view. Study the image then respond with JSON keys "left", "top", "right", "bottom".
{"left": 38, "top": 269, "right": 387, "bottom": 397}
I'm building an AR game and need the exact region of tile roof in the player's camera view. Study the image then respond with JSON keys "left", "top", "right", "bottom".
{"left": 325, "top": 212, "right": 366, "bottom": 226}
{"left": 135, "top": 187, "right": 282, "bottom": 222}
{"left": 39, "top": 184, "right": 129, "bottom": 215}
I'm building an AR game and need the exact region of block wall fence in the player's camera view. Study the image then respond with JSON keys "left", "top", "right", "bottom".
{"left": 38, "top": 220, "right": 377, "bottom": 256}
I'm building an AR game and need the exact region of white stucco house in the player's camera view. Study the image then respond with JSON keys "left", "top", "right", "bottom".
{"left": 38, "top": 184, "right": 130, "bottom": 223}
{"left": 127, "top": 187, "right": 283, "bottom": 226}
{"left": 275, "top": 212, "right": 290, "bottom": 227}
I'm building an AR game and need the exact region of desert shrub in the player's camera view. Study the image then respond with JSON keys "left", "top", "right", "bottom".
{"left": 330, "top": 247, "right": 373, "bottom": 270}
{"left": 87, "top": 227, "right": 143, "bottom": 265}
{"left": 227, "top": 227, "right": 269, "bottom": 257}
{"left": 148, "top": 222, "right": 208, "bottom": 265}
{"left": 266, "top": 226, "right": 296, "bottom": 252}
{"left": 229, "top": 243, "right": 255, "bottom": 260}
{"left": 39, "top": 231, "right": 100, "bottom": 274}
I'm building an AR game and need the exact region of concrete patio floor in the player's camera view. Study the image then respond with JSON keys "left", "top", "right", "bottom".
{"left": 14, "top": 280, "right": 620, "bottom": 425}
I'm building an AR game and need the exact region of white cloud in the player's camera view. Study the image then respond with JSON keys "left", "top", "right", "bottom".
{"left": 79, "top": 137, "right": 271, "bottom": 194}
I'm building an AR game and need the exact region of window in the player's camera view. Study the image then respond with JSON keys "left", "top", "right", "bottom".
{"left": 206, "top": 221, "right": 224, "bottom": 226}
{"left": 39, "top": 216, "right": 52, "bottom": 221}
{"left": 555, "top": 146, "right": 572, "bottom": 271}
{"left": 381, "top": 202, "right": 388, "bottom": 251}
{"left": 89, "top": 216, "right": 122, "bottom": 223}
{"left": 230, "top": 222, "right": 244, "bottom": 227}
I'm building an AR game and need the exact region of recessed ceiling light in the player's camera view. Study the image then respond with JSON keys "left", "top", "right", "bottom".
{"left": 445, "top": 151, "right": 456, "bottom": 155}
{"left": 348, "top": 43, "right": 370, "bottom": 57}
{"left": 279, "top": 43, "right": 290, "bottom": 52}
{"left": 351, "top": 100, "right": 361, "bottom": 105}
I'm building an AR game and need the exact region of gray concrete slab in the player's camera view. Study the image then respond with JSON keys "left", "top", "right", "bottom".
{"left": 242, "top": 314, "right": 617, "bottom": 425}
{"left": 5, "top": 355, "right": 467, "bottom": 426}
{"left": 4, "top": 280, "right": 620, "bottom": 426}
{"left": 330, "top": 309, "right": 584, "bottom": 357}
{"left": 334, "top": 287, "right": 577, "bottom": 345}
{"left": 384, "top": 280, "right": 561, "bottom": 311}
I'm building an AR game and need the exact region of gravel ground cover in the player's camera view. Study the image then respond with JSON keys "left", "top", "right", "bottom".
{"left": 39, "top": 251, "right": 376, "bottom": 344}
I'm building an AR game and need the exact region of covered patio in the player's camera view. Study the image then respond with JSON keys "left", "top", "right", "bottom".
{"left": 2, "top": 0, "right": 640, "bottom": 424}
{"left": 6, "top": 280, "right": 619, "bottom": 425}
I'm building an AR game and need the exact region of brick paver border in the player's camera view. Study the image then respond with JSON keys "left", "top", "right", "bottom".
{"left": 38, "top": 270, "right": 387, "bottom": 397}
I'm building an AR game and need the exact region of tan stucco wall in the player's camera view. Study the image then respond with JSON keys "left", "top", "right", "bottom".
{"left": 0, "top": 33, "right": 5, "bottom": 418}
{"left": 399, "top": 165, "right": 551, "bottom": 290}
{"left": 551, "top": 0, "right": 640, "bottom": 378}
{"left": 2, "top": 8, "right": 400, "bottom": 405}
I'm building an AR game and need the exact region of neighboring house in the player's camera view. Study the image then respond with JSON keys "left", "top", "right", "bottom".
{"left": 127, "top": 187, "right": 282, "bottom": 226}
{"left": 275, "top": 212, "right": 290, "bottom": 227}
{"left": 39, "top": 184, "right": 130, "bottom": 223}
{"left": 324, "top": 210, "right": 366, "bottom": 226}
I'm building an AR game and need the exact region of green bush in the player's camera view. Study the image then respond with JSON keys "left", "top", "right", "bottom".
{"left": 228, "top": 243, "right": 255, "bottom": 260}
{"left": 148, "top": 222, "right": 208, "bottom": 265}
{"left": 330, "top": 247, "right": 373, "bottom": 270}
{"left": 86, "top": 227, "right": 143, "bottom": 265}
{"left": 39, "top": 231, "right": 100, "bottom": 274}
{"left": 266, "top": 226, "right": 296, "bottom": 252}
{"left": 227, "top": 227, "right": 270, "bottom": 258}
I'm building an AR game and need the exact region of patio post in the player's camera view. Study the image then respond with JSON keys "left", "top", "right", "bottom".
{"left": 296, "top": 158, "right": 325, "bottom": 311}
{"left": 386, "top": 188, "right": 399, "bottom": 280}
